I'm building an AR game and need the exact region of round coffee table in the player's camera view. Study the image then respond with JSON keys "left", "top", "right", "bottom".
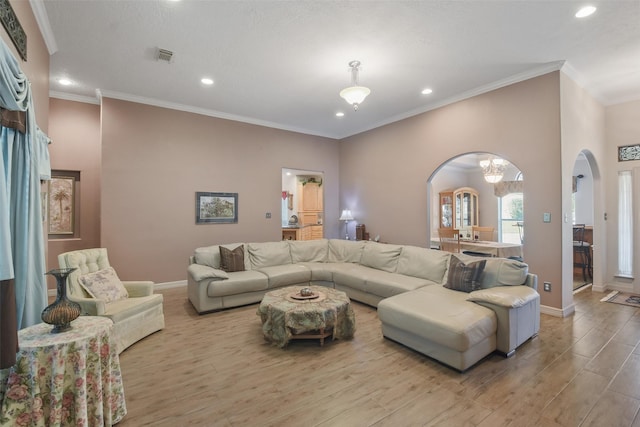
{"left": 257, "top": 285, "right": 356, "bottom": 348}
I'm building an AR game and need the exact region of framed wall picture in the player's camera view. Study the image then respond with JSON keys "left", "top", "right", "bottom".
{"left": 196, "top": 192, "right": 238, "bottom": 224}
{"left": 48, "top": 176, "right": 75, "bottom": 234}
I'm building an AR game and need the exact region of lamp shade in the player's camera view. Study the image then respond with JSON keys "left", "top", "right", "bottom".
{"left": 339, "top": 209, "right": 354, "bottom": 221}
{"left": 339, "top": 86, "right": 371, "bottom": 106}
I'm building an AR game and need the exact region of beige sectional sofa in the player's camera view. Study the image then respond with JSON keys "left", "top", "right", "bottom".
{"left": 187, "top": 239, "right": 539, "bottom": 371}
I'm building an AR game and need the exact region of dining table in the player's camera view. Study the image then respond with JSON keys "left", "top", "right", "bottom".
{"left": 458, "top": 239, "right": 523, "bottom": 258}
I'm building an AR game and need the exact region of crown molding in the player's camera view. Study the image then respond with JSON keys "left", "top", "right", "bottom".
{"left": 29, "top": 0, "right": 57, "bottom": 54}
{"left": 96, "top": 89, "right": 338, "bottom": 140}
{"left": 339, "top": 61, "right": 566, "bottom": 139}
{"left": 50, "top": 91, "right": 100, "bottom": 105}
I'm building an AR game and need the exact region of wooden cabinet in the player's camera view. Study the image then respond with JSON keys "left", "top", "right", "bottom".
{"left": 439, "top": 192, "right": 454, "bottom": 228}
{"left": 310, "top": 225, "right": 323, "bottom": 240}
{"left": 282, "top": 228, "right": 300, "bottom": 241}
{"left": 454, "top": 187, "right": 478, "bottom": 229}
{"left": 300, "top": 181, "right": 323, "bottom": 212}
{"left": 298, "top": 181, "right": 323, "bottom": 225}
{"left": 439, "top": 187, "right": 479, "bottom": 229}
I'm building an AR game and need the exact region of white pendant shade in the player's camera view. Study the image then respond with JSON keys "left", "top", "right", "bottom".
{"left": 340, "top": 86, "right": 371, "bottom": 106}
{"left": 340, "top": 60, "right": 370, "bottom": 110}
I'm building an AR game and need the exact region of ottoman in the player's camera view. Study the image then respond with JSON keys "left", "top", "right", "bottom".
{"left": 377, "top": 286, "right": 497, "bottom": 371}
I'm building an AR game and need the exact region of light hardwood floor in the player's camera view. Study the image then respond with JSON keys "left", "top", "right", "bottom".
{"left": 116, "top": 287, "right": 640, "bottom": 426}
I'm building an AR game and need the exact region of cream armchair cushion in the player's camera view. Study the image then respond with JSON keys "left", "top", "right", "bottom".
{"left": 58, "top": 248, "right": 165, "bottom": 353}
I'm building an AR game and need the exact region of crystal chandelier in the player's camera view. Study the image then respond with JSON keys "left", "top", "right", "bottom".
{"left": 339, "top": 60, "right": 370, "bottom": 111}
{"left": 479, "top": 157, "right": 506, "bottom": 183}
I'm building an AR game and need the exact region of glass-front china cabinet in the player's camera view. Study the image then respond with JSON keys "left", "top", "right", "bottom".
{"left": 439, "top": 187, "right": 478, "bottom": 229}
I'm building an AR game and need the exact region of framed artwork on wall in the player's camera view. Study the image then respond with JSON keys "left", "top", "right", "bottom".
{"left": 48, "top": 176, "right": 75, "bottom": 234}
{"left": 196, "top": 192, "right": 238, "bottom": 224}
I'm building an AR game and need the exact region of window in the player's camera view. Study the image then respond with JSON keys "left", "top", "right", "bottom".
{"left": 618, "top": 170, "right": 633, "bottom": 277}
{"left": 499, "top": 192, "right": 523, "bottom": 244}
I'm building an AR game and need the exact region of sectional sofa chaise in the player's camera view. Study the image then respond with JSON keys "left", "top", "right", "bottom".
{"left": 187, "top": 239, "right": 540, "bottom": 371}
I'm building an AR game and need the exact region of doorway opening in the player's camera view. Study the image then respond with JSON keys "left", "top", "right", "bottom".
{"left": 571, "top": 152, "right": 594, "bottom": 291}
{"left": 281, "top": 168, "right": 324, "bottom": 241}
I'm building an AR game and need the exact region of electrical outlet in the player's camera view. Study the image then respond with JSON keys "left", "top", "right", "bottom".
{"left": 543, "top": 212, "right": 551, "bottom": 223}
{"left": 543, "top": 282, "right": 551, "bottom": 292}
{"left": 265, "top": 212, "right": 271, "bottom": 219}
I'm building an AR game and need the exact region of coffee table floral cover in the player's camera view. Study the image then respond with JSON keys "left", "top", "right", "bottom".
{"left": 0, "top": 316, "right": 126, "bottom": 426}
{"left": 257, "top": 286, "right": 356, "bottom": 347}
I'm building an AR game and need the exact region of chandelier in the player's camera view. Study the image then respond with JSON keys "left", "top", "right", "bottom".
{"left": 339, "top": 60, "right": 370, "bottom": 111}
{"left": 479, "top": 157, "right": 506, "bottom": 183}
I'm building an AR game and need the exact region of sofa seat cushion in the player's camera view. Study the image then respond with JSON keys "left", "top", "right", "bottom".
{"left": 365, "top": 272, "right": 432, "bottom": 299}
{"left": 331, "top": 264, "right": 373, "bottom": 292}
{"left": 378, "top": 287, "right": 496, "bottom": 353}
{"left": 297, "top": 262, "right": 334, "bottom": 282}
{"left": 206, "top": 271, "right": 268, "bottom": 298}
{"left": 104, "top": 294, "right": 164, "bottom": 323}
{"left": 255, "top": 264, "right": 311, "bottom": 288}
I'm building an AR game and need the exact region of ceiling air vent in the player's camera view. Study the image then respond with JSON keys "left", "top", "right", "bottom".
{"left": 156, "top": 48, "right": 173, "bottom": 63}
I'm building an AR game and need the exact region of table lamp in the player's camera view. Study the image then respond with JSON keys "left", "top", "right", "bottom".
{"left": 339, "top": 209, "right": 354, "bottom": 239}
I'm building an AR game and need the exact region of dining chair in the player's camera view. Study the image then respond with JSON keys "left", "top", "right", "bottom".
{"left": 516, "top": 222, "right": 524, "bottom": 244}
{"left": 573, "top": 224, "right": 592, "bottom": 282}
{"left": 472, "top": 226, "right": 496, "bottom": 241}
{"left": 438, "top": 228, "right": 461, "bottom": 253}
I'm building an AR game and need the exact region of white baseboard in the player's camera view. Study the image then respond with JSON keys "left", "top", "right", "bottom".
{"left": 541, "top": 303, "right": 575, "bottom": 318}
{"left": 155, "top": 280, "right": 187, "bottom": 289}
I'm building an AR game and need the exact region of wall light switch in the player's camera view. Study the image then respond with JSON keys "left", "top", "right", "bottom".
{"left": 265, "top": 212, "right": 271, "bottom": 219}
{"left": 543, "top": 212, "right": 551, "bottom": 223}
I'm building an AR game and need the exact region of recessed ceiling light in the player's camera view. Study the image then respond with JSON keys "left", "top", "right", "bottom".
{"left": 201, "top": 78, "right": 214, "bottom": 85}
{"left": 59, "top": 78, "right": 72, "bottom": 86}
{"left": 421, "top": 88, "right": 433, "bottom": 95}
{"left": 336, "top": 112, "right": 345, "bottom": 117}
{"left": 575, "top": 6, "right": 596, "bottom": 18}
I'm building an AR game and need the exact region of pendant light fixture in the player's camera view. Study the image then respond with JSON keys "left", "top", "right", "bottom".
{"left": 479, "top": 157, "right": 507, "bottom": 183}
{"left": 339, "top": 60, "right": 370, "bottom": 111}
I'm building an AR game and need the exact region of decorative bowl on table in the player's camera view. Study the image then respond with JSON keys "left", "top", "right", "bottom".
{"left": 289, "top": 287, "right": 319, "bottom": 300}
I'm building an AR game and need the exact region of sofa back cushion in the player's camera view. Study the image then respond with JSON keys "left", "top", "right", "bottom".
{"left": 289, "top": 239, "right": 329, "bottom": 263}
{"left": 247, "top": 241, "right": 292, "bottom": 269}
{"left": 194, "top": 243, "right": 248, "bottom": 270}
{"left": 360, "top": 242, "right": 403, "bottom": 273}
{"left": 396, "top": 245, "right": 450, "bottom": 284}
{"left": 328, "top": 239, "right": 366, "bottom": 263}
{"left": 478, "top": 258, "right": 529, "bottom": 288}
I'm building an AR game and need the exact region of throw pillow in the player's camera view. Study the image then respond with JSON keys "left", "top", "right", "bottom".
{"left": 78, "top": 267, "right": 129, "bottom": 303}
{"left": 444, "top": 255, "right": 487, "bottom": 293}
{"left": 219, "top": 245, "right": 245, "bottom": 272}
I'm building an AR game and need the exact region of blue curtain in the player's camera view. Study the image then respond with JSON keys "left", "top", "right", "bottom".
{"left": 0, "top": 38, "right": 49, "bottom": 333}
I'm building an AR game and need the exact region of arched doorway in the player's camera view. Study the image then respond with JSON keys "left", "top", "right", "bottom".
{"left": 428, "top": 152, "right": 524, "bottom": 254}
{"left": 571, "top": 152, "right": 595, "bottom": 291}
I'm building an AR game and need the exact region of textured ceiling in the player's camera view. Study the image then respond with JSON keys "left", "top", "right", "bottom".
{"left": 40, "top": 1, "right": 640, "bottom": 139}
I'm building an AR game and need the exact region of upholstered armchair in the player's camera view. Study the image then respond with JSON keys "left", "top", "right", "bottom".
{"left": 58, "top": 248, "right": 165, "bottom": 353}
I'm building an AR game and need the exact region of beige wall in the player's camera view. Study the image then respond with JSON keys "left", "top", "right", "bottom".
{"left": 559, "top": 72, "right": 606, "bottom": 314}
{"left": 47, "top": 99, "right": 102, "bottom": 282}
{"left": 100, "top": 98, "right": 340, "bottom": 283}
{"left": 605, "top": 99, "right": 640, "bottom": 294}
{"left": 340, "top": 72, "right": 563, "bottom": 310}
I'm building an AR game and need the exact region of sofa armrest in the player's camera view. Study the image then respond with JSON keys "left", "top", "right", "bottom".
{"left": 467, "top": 286, "right": 539, "bottom": 308}
{"left": 123, "top": 281, "right": 155, "bottom": 297}
{"left": 187, "top": 264, "right": 229, "bottom": 282}
{"left": 468, "top": 285, "right": 540, "bottom": 355}
{"left": 67, "top": 294, "right": 107, "bottom": 316}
